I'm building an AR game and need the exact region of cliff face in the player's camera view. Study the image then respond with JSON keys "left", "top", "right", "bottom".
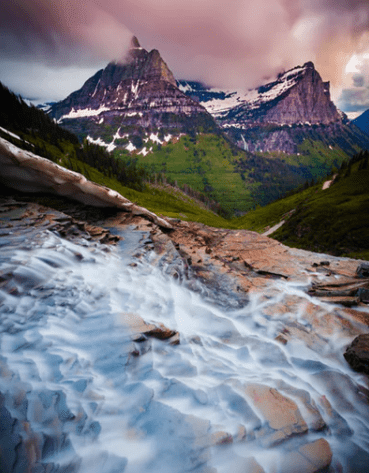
{"left": 49, "top": 37, "right": 217, "bottom": 146}
{"left": 179, "top": 63, "right": 369, "bottom": 154}
{"left": 217, "top": 62, "right": 341, "bottom": 127}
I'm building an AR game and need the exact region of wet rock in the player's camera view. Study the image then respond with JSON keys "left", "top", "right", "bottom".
{"left": 319, "top": 295, "right": 359, "bottom": 307}
{"left": 275, "top": 334, "right": 288, "bottom": 345}
{"left": 211, "top": 431, "right": 233, "bottom": 445}
{"left": 358, "top": 288, "right": 369, "bottom": 303}
{"left": 357, "top": 263, "right": 369, "bottom": 278}
{"left": 168, "top": 332, "right": 180, "bottom": 345}
{"left": 121, "top": 312, "right": 178, "bottom": 342}
{"left": 276, "top": 438, "right": 332, "bottom": 473}
{"left": 145, "top": 323, "right": 177, "bottom": 340}
{"left": 245, "top": 384, "right": 308, "bottom": 446}
{"left": 344, "top": 334, "right": 369, "bottom": 374}
{"left": 225, "top": 456, "right": 265, "bottom": 473}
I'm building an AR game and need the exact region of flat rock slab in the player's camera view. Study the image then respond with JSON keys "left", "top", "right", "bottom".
{"left": 274, "top": 438, "right": 332, "bottom": 473}
{"left": 120, "top": 312, "right": 178, "bottom": 341}
{"left": 245, "top": 384, "right": 308, "bottom": 446}
{"left": 344, "top": 334, "right": 369, "bottom": 374}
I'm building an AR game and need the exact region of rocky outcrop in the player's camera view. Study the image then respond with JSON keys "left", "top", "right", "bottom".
{"left": 220, "top": 62, "right": 341, "bottom": 128}
{"left": 49, "top": 37, "right": 217, "bottom": 144}
{"left": 0, "top": 137, "right": 172, "bottom": 229}
{"left": 344, "top": 334, "right": 369, "bottom": 374}
{"left": 180, "top": 63, "right": 369, "bottom": 154}
{"left": 3, "top": 189, "right": 369, "bottom": 473}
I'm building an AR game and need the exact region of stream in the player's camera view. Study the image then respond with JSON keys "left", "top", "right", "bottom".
{"left": 1, "top": 220, "right": 369, "bottom": 472}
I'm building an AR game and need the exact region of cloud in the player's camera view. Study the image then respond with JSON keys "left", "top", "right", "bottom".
{"left": 1, "top": 0, "right": 369, "bottom": 104}
{"left": 337, "top": 56, "right": 369, "bottom": 112}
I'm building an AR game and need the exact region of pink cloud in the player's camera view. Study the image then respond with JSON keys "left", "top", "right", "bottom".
{"left": 1, "top": 0, "right": 369, "bottom": 100}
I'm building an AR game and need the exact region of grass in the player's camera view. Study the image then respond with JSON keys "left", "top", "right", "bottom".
{"left": 233, "top": 159, "right": 369, "bottom": 260}
{"left": 116, "top": 134, "right": 256, "bottom": 215}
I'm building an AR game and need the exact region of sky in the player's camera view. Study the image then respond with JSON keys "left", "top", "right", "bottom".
{"left": 1, "top": 0, "right": 369, "bottom": 118}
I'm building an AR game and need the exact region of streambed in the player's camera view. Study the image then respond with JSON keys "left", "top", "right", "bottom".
{"left": 1, "top": 209, "right": 369, "bottom": 472}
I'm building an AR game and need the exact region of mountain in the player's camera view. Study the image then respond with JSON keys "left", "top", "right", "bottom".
{"left": 0, "top": 81, "right": 232, "bottom": 227}
{"left": 49, "top": 37, "right": 218, "bottom": 150}
{"left": 178, "top": 62, "right": 369, "bottom": 157}
{"left": 353, "top": 109, "right": 369, "bottom": 135}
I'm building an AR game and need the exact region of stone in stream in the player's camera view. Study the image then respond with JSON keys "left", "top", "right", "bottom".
{"left": 275, "top": 438, "right": 332, "bottom": 473}
{"left": 357, "top": 263, "right": 369, "bottom": 278}
{"left": 344, "top": 334, "right": 369, "bottom": 374}
{"left": 121, "top": 312, "right": 179, "bottom": 343}
{"left": 244, "top": 384, "right": 308, "bottom": 447}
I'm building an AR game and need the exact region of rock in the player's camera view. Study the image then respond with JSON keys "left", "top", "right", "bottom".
{"left": 275, "top": 334, "right": 288, "bottom": 345}
{"left": 344, "top": 334, "right": 369, "bottom": 374}
{"left": 319, "top": 296, "right": 359, "bottom": 307}
{"left": 168, "top": 332, "right": 180, "bottom": 345}
{"left": 49, "top": 39, "right": 217, "bottom": 140}
{"left": 357, "top": 263, "right": 369, "bottom": 278}
{"left": 358, "top": 288, "right": 369, "bottom": 303}
{"left": 120, "top": 312, "right": 178, "bottom": 342}
{"left": 225, "top": 456, "right": 266, "bottom": 473}
{"left": 210, "top": 431, "right": 233, "bottom": 445}
{"left": 145, "top": 323, "right": 178, "bottom": 340}
{"left": 245, "top": 384, "right": 308, "bottom": 446}
{"left": 0, "top": 138, "right": 172, "bottom": 230}
{"left": 276, "top": 438, "right": 332, "bottom": 473}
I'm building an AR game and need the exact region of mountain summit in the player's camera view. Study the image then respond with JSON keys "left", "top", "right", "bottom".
{"left": 179, "top": 62, "right": 369, "bottom": 155}
{"left": 49, "top": 37, "right": 217, "bottom": 147}
{"left": 180, "top": 62, "right": 340, "bottom": 127}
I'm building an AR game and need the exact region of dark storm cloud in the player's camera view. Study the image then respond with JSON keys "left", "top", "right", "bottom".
{"left": 1, "top": 0, "right": 369, "bottom": 104}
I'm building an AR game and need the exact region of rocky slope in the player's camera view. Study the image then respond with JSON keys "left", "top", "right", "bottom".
{"left": 0, "top": 137, "right": 172, "bottom": 229}
{"left": 179, "top": 63, "right": 369, "bottom": 155}
{"left": 49, "top": 37, "right": 218, "bottom": 150}
{"left": 353, "top": 109, "right": 369, "bottom": 135}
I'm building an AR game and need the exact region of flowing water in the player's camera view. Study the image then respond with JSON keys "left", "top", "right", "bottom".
{"left": 1, "top": 222, "right": 369, "bottom": 472}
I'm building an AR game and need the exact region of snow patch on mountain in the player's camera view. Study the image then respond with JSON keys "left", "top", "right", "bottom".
{"left": 202, "top": 65, "right": 307, "bottom": 117}
{"left": 59, "top": 106, "right": 110, "bottom": 121}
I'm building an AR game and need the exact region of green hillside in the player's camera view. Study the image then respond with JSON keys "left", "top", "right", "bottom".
{"left": 234, "top": 151, "right": 369, "bottom": 260}
{"left": 116, "top": 133, "right": 315, "bottom": 215}
{"left": 0, "top": 82, "right": 230, "bottom": 227}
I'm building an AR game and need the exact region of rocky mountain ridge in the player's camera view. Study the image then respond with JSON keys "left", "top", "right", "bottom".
{"left": 49, "top": 37, "right": 217, "bottom": 150}
{"left": 179, "top": 63, "right": 369, "bottom": 155}
{"left": 180, "top": 62, "right": 341, "bottom": 127}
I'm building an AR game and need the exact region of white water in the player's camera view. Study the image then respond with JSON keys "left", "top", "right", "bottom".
{"left": 1, "top": 226, "right": 369, "bottom": 472}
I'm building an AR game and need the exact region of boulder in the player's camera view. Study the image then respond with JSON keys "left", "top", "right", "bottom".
{"left": 244, "top": 384, "right": 308, "bottom": 446}
{"left": 344, "top": 334, "right": 369, "bottom": 374}
{"left": 357, "top": 263, "right": 369, "bottom": 278}
{"left": 278, "top": 438, "right": 332, "bottom": 473}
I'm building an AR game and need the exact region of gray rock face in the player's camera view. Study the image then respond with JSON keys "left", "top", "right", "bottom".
{"left": 220, "top": 62, "right": 341, "bottom": 128}
{"left": 49, "top": 37, "right": 217, "bottom": 142}
{"left": 179, "top": 63, "right": 369, "bottom": 154}
{"left": 344, "top": 334, "right": 369, "bottom": 374}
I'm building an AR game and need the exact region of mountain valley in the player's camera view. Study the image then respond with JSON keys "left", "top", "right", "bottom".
{"left": 1, "top": 35, "right": 369, "bottom": 472}
{"left": 44, "top": 41, "right": 369, "bottom": 216}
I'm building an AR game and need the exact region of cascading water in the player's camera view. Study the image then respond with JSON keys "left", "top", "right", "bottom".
{"left": 1, "top": 220, "right": 369, "bottom": 473}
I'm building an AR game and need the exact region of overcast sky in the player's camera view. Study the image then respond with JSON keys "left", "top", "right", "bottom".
{"left": 1, "top": 0, "right": 369, "bottom": 117}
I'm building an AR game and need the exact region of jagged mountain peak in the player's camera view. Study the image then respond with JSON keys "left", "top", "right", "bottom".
{"left": 130, "top": 35, "right": 141, "bottom": 49}
{"left": 180, "top": 60, "right": 340, "bottom": 128}
{"left": 48, "top": 40, "right": 218, "bottom": 146}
